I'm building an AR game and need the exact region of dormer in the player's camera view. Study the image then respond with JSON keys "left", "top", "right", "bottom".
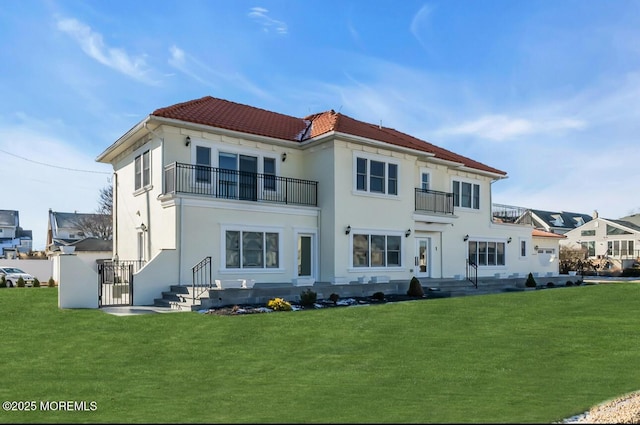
{"left": 550, "top": 214, "right": 564, "bottom": 226}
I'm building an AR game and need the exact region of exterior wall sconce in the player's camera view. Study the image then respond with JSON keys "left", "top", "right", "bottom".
{"left": 281, "top": 152, "right": 287, "bottom": 162}
{"left": 185, "top": 136, "right": 191, "bottom": 146}
{"left": 345, "top": 225, "right": 351, "bottom": 235}
{"left": 534, "top": 245, "right": 539, "bottom": 251}
{"left": 405, "top": 229, "right": 411, "bottom": 238}
{"left": 463, "top": 234, "right": 469, "bottom": 242}
{"left": 507, "top": 237, "right": 512, "bottom": 244}
{"left": 139, "top": 223, "right": 147, "bottom": 232}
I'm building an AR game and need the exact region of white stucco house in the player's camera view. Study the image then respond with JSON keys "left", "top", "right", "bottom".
{"left": 94, "top": 96, "right": 561, "bottom": 306}
{"left": 561, "top": 211, "right": 640, "bottom": 272}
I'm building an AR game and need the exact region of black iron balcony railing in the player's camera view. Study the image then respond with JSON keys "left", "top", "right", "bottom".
{"left": 414, "top": 188, "right": 454, "bottom": 215}
{"left": 164, "top": 162, "right": 318, "bottom": 207}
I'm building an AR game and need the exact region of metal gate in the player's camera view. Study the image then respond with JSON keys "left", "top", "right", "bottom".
{"left": 98, "top": 261, "right": 134, "bottom": 307}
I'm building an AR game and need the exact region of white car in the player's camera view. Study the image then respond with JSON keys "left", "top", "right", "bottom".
{"left": 0, "top": 266, "right": 35, "bottom": 287}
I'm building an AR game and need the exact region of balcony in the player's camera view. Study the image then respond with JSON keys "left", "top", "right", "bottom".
{"left": 163, "top": 162, "right": 318, "bottom": 207}
{"left": 414, "top": 188, "right": 454, "bottom": 215}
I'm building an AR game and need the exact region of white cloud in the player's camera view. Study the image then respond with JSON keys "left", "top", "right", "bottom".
{"left": 248, "top": 7, "right": 288, "bottom": 34}
{"left": 436, "top": 114, "right": 586, "bottom": 141}
{"left": 410, "top": 4, "right": 434, "bottom": 52}
{"left": 168, "top": 45, "right": 271, "bottom": 99}
{"left": 56, "top": 17, "right": 158, "bottom": 85}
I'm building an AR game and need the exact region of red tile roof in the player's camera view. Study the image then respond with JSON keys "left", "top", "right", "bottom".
{"left": 152, "top": 96, "right": 506, "bottom": 176}
{"left": 532, "top": 229, "right": 567, "bottom": 239}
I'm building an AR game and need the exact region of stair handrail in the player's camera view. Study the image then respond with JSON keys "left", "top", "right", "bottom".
{"left": 192, "top": 256, "right": 213, "bottom": 303}
{"left": 466, "top": 259, "right": 478, "bottom": 289}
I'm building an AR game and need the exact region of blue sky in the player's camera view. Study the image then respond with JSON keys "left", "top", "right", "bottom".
{"left": 1, "top": 0, "right": 639, "bottom": 250}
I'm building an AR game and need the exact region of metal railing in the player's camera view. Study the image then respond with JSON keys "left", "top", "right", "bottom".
{"left": 192, "top": 256, "right": 212, "bottom": 303}
{"left": 492, "top": 203, "right": 532, "bottom": 225}
{"left": 414, "top": 188, "right": 454, "bottom": 215}
{"left": 466, "top": 259, "right": 478, "bottom": 289}
{"left": 164, "top": 162, "right": 318, "bottom": 207}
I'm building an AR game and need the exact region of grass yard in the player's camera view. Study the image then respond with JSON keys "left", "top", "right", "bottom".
{"left": 1, "top": 283, "right": 639, "bottom": 423}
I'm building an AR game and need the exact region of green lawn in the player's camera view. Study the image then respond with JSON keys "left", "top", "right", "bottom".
{"left": 1, "top": 283, "right": 639, "bottom": 423}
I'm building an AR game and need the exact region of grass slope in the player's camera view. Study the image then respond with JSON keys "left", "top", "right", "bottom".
{"left": 0, "top": 283, "right": 638, "bottom": 423}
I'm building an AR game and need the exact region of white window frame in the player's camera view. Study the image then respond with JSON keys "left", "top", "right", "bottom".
{"left": 420, "top": 168, "right": 431, "bottom": 191}
{"left": 352, "top": 152, "right": 400, "bottom": 197}
{"left": 348, "top": 228, "right": 404, "bottom": 271}
{"left": 452, "top": 178, "right": 480, "bottom": 210}
{"left": 219, "top": 224, "right": 284, "bottom": 274}
{"left": 134, "top": 150, "right": 151, "bottom": 192}
{"left": 467, "top": 238, "right": 507, "bottom": 268}
{"left": 519, "top": 238, "right": 528, "bottom": 259}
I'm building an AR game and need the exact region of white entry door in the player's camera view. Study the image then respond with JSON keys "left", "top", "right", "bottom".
{"left": 415, "top": 237, "right": 431, "bottom": 277}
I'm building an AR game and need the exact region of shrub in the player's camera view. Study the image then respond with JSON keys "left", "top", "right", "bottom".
{"left": 267, "top": 297, "right": 292, "bottom": 311}
{"left": 299, "top": 289, "right": 317, "bottom": 307}
{"left": 33, "top": 278, "right": 40, "bottom": 288}
{"left": 525, "top": 272, "right": 537, "bottom": 288}
{"left": 407, "top": 276, "right": 424, "bottom": 297}
{"left": 0, "top": 275, "right": 6, "bottom": 288}
{"left": 621, "top": 267, "right": 640, "bottom": 277}
{"left": 371, "top": 291, "right": 385, "bottom": 301}
{"left": 47, "top": 277, "right": 56, "bottom": 287}
{"left": 17, "top": 277, "right": 25, "bottom": 287}
{"left": 575, "top": 279, "right": 583, "bottom": 286}
{"left": 328, "top": 293, "right": 340, "bottom": 304}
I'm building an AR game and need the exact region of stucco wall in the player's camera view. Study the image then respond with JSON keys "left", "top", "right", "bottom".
{"left": 0, "top": 258, "right": 53, "bottom": 282}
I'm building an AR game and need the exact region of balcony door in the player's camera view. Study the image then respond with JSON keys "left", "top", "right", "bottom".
{"left": 219, "top": 153, "right": 257, "bottom": 200}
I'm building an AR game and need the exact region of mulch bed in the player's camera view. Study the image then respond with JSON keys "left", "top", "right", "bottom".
{"left": 202, "top": 291, "right": 447, "bottom": 316}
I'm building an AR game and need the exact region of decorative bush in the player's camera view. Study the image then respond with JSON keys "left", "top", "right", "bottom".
{"left": 372, "top": 291, "right": 385, "bottom": 301}
{"left": 47, "top": 277, "right": 56, "bottom": 287}
{"left": 525, "top": 272, "right": 537, "bottom": 288}
{"left": 299, "top": 289, "right": 317, "bottom": 307}
{"left": 407, "top": 276, "right": 424, "bottom": 297}
{"left": 267, "top": 297, "right": 292, "bottom": 311}
{"left": 33, "top": 278, "right": 40, "bottom": 288}
{"left": 0, "top": 275, "right": 6, "bottom": 288}
{"left": 328, "top": 293, "right": 340, "bottom": 304}
{"left": 17, "top": 276, "right": 25, "bottom": 287}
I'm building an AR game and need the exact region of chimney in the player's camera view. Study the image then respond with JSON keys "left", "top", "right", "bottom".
{"left": 592, "top": 210, "right": 598, "bottom": 219}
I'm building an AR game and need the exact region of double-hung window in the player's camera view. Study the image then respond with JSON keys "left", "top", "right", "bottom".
{"left": 353, "top": 233, "right": 401, "bottom": 268}
{"left": 225, "top": 229, "right": 279, "bottom": 269}
{"left": 452, "top": 180, "right": 479, "bottom": 209}
{"left": 135, "top": 150, "right": 150, "bottom": 190}
{"left": 355, "top": 156, "right": 398, "bottom": 196}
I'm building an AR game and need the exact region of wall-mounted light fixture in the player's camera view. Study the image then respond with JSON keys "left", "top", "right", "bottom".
{"left": 463, "top": 234, "right": 469, "bottom": 242}
{"left": 281, "top": 152, "right": 287, "bottom": 162}
{"left": 534, "top": 245, "right": 539, "bottom": 251}
{"left": 507, "top": 237, "right": 512, "bottom": 244}
{"left": 139, "top": 223, "right": 147, "bottom": 232}
{"left": 345, "top": 225, "right": 351, "bottom": 235}
{"left": 185, "top": 136, "right": 191, "bottom": 146}
{"left": 405, "top": 229, "right": 411, "bottom": 238}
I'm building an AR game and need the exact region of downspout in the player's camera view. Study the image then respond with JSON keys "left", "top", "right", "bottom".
{"left": 143, "top": 122, "right": 164, "bottom": 262}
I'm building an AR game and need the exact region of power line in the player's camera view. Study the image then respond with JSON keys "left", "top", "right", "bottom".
{"left": 0, "top": 148, "right": 111, "bottom": 175}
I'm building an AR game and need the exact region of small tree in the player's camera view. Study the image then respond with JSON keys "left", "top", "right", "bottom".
{"left": 47, "top": 277, "right": 56, "bottom": 287}
{"left": 17, "top": 276, "right": 25, "bottom": 287}
{"left": 407, "top": 276, "right": 425, "bottom": 297}
{"left": 33, "top": 277, "right": 40, "bottom": 288}
{"left": 0, "top": 275, "right": 6, "bottom": 288}
{"left": 525, "top": 272, "right": 537, "bottom": 288}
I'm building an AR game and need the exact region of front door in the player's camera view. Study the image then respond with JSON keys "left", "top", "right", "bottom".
{"left": 415, "top": 237, "right": 431, "bottom": 277}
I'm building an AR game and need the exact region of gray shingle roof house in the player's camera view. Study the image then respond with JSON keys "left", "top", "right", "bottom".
{"left": 526, "top": 209, "right": 594, "bottom": 235}
{"left": 0, "top": 209, "right": 32, "bottom": 256}
{"left": 46, "top": 209, "right": 112, "bottom": 255}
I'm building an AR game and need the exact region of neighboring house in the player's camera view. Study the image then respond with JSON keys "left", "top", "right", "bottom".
{"left": 95, "top": 96, "right": 561, "bottom": 305}
{"left": 515, "top": 208, "right": 594, "bottom": 235}
{"left": 561, "top": 213, "right": 640, "bottom": 271}
{"left": 0, "top": 209, "right": 33, "bottom": 257}
{"left": 46, "top": 209, "right": 112, "bottom": 270}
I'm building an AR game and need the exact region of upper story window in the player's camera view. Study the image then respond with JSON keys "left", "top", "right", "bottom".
{"left": 452, "top": 180, "right": 479, "bottom": 210}
{"left": 135, "top": 150, "right": 150, "bottom": 190}
{"left": 421, "top": 172, "right": 430, "bottom": 190}
{"left": 581, "top": 229, "right": 596, "bottom": 236}
{"left": 355, "top": 155, "right": 398, "bottom": 196}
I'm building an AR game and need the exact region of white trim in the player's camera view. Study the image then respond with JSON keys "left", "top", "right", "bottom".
{"left": 293, "top": 227, "right": 318, "bottom": 281}
{"left": 352, "top": 151, "right": 400, "bottom": 197}
{"left": 160, "top": 196, "right": 319, "bottom": 217}
{"left": 219, "top": 224, "right": 284, "bottom": 272}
